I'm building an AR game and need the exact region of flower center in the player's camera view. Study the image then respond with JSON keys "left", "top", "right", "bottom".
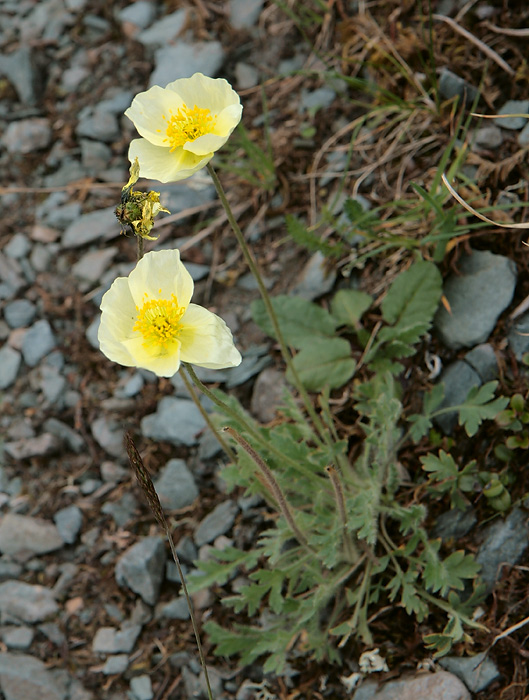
{"left": 133, "top": 293, "right": 185, "bottom": 350}
{"left": 163, "top": 104, "right": 216, "bottom": 151}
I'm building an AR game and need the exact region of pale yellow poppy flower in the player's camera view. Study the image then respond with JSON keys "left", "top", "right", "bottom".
{"left": 98, "top": 250, "right": 242, "bottom": 377}
{"left": 125, "top": 73, "right": 243, "bottom": 183}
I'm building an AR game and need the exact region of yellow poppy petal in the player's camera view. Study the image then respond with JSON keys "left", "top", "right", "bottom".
{"left": 179, "top": 304, "right": 242, "bottom": 369}
{"left": 125, "top": 85, "right": 183, "bottom": 146}
{"left": 128, "top": 138, "right": 212, "bottom": 183}
{"left": 127, "top": 249, "right": 194, "bottom": 309}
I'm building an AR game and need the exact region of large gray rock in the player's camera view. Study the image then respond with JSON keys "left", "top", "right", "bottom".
{"left": 439, "top": 652, "right": 500, "bottom": 693}
{"left": 0, "top": 514, "right": 63, "bottom": 557}
{"left": 0, "top": 581, "right": 59, "bottom": 623}
{"left": 435, "top": 250, "right": 517, "bottom": 350}
{"left": 61, "top": 207, "right": 120, "bottom": 248}
{"left": 0, "top": 652, "right": 67, "bottom": 700}
{"left": 434, "top": 360, "right": 481, "bottom": 434}
{"left": 352, "top": 671, "right": 470, "bottom": 700}
{"left": 154, "top": 459, "right": 198, "bottom": 510}
{"left": 115, "top": 537, "right": 166, "bottom": 605}
{"left": 476, "top": 508, "right": 529, "bottom": 592}
{"left": 141, "top": 396, "right": 206, "bottom": 446}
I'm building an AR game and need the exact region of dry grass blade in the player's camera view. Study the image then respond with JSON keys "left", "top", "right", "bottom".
{"left": 441, "top": 174, "right": 529, "bottom": 229}
{"left": 433, "top": 14, "right": 515, "bottom": 76}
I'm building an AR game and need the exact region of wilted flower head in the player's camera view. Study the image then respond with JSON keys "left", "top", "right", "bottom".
{"left": 116, "top": 158, "right": 169, "bottom": 240}
{"left": 125, "top": 72, "right": 242, "bottom": 183}
{"left": 98, "top": 249, "right": 242, "bottom": 377}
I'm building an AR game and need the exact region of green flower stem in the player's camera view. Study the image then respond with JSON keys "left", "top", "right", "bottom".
{"left": 180, "top": 365, "right": 236, "bottom": 462}
{"left": 206, "top": 163, "right": 329, "bottom": 446}
{"left": 183, "top": 364, "right": 320, "bottom": 481}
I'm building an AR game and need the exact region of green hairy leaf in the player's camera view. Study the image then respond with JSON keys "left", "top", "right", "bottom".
{"left": 286, "top": 214, "right": 342, "bottom": 257}
{"left": 330, "top": 288, "right": 373, "bottom": 328}
{"left": 457, "top": 381, "right": 509, "bottom": 436}
{"left": 287, "top": 337, "right": 356, "bottom": 391}
{"left": 251, "top": 295, "right": 337, "bottom": 348}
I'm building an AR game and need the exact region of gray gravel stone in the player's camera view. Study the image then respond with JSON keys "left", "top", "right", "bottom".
{"left": 102, "top": 492, "right": 138, "bottom": 528}
{"left": 435, "top": 250, "right": 517, "bottom": 350}
{"left": 508, "top": 311, "right": 529, "bottom": 360}
{"left": 5, "top": 233, "right": 31, "bottom": 259}
{"left": 115, "top": 537, "right": 166, "bottom": 605}
{"left": 117, "top": 1, "right": 156, "bottom": 31}
{"left": 72, "top": 247, "right": 118, "bottom": 285}
{"left": 291, "top": 251, "right": 337, "bottom": 299}
{"left": 0, "top": 514, "right": 63, "bottom": 557}
{"left": 229, "top": 0, "right": 264, "bottom": 29}
{"left": 4, "top": 433, "right": 61, "bottom": 460}
{"left": 464, "top": 343, "right": 498, "bottom": 382}
{"left": 0, "top": 651, "right": 67, "bottom": 700}
{"left": 61, "top": 206, "right": 120, "bottom": 249}
{"left": 352, "top": 671, "right": 470, "bottom": 699}
{"left": 149, "top": 42, "right": 225, "bottom": 88}
{"left": 137, "top": 8, "right": 187, "bottom": 46}
{"left": 155, "top": 596, "right": 190, "bottom": 620}
{"left": 54, "top": 505, "right": 82, "bottom": 545}
{"left": 101, "top": 654, "right": 129, "bottom": 675}
{"left": 0, "top": 346, "right": 21, "bottom": 389}
{"left": 0, "top": 46, "right": 41, "bottom": 105}
{"left": 434, "top": 360, "right": 481, "bottom": 434}
{"left": 497, "top": 99, "right": 529, "bottom": 130}
{"left": 473, "top": 125, "right": 503, "bottom": 150}
{"left": 439, "top": 652, "right": 500, "bottom": 692}
{"left": 91, "top": 416, "right": 125, "bottom": 458}
{"left": 76, "top": 107, "right": 120, "bottom": 143}
{"left": 141, "top": 396, "right": 207, "bottom": 446}
{"left": 1, "top": 625, "right": 34, "bottom": 650}
{"left": 0, "top": 581, "right": 59, "bottom": 623}
{"left": 43, "top": 418, "right": 85, "bottom": 453}
{"left": 195, "top": 500, "right": 239, "bottom": 547}
{"left": 92, "top": 624, "right": 142, "bottom": 654}
{"left": 476, "top": 508, "right": 529, "bottom": 592}
{"left": 518, "top": 120, "right": 529, "bottom": 146}
{"left": 4, "top": 300, "right": 37, "bottom": 329}
{"left": 130, "top": 674, "right": 153, "bottom": 700}
{"left": 21, "top": 319, "right": 57, "bottom": 366}
{"left": 432, "top": 507, "right": 477, "bottom": 541}
{"left": 251, "top": 367, "right": 287, "bottom": 423}
{"left": 3, "top": 118, "right": 52, "bottom": 154}
{"left": 439, "top": 69, "right": 479, "bottom": 106}
{"left": 154, "top": 459, "right": 199, "bottom": 510}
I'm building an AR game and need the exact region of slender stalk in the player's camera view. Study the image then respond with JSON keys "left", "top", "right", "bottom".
{"left": 325, "top": 465, "right": 358, "bottom": 561}
{"left": 180, "top": 365, "right": 236, "bottom": 462}
{"left": 184, "top": 364, "right": 322, "bottom": 482}
{"left": 206, "top": 163, "right": 329, "bottom": 445}
{"left": 224, "top": 426, "right": 315, "bottom": 554}
{"left": 124, "top": 433, "right": 214, "bottom": 700}
{"left": 137, "top": 235, "right": 144, "bottom": 261}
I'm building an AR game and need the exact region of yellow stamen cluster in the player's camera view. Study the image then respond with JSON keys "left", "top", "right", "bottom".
{"left": 133, "top": 293, "right": 185, "bottom": 350}
{"left": 163, "top": 104, "right": 215, "bottom": 151}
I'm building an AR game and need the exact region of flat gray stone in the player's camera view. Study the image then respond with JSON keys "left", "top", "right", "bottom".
{"left": 0, "top": 346, "right": 21, "bottom": 390}
{"left": 117, "top": 1, "right": 156, "bottom": 30}
{"left": 195, "top": 500, "right": 239, "bottom": 546}
{"left": 102, "top": 492, "right": 138, "bottom": 528}
{"left": 3, "top": 118, "right": 52, "bottom": 154}
{"left": 4, "top": 300, "right": 37, "bottom": 329}
{"left": 91, "top": 416, "right": 125, "bottom": 458}
{"left": 92, "top": 624, "right": 142, "bottom": 654}
{"left": 43, "top": 418, "right": 85, "bottom": 453}
{"left": 72, "top": 247, "right": 118, "bottom": 285}
{"left": 508, "top": 311, "right": 529, "bottom": 360}
{"left": 0, "top": 651, "right": 67, "bottom": 700}
{"left": 439, "top": 69, "right": 479, "bottom": 106}
{"left": 101, "top": 654, "right": 129, "bottom": 675}
{"left": 291, "top": 251, "right": 337, "bottom": 299}
{"left": 432, "top": 507, "right": 477, "bottom": 541}
{"left": 476, "top": 508, "right": 529, "bottom": 592}
{"left": 154, "top": 459, "right": 198, "bottom": 510}
{"left": 137, "top": 8, "right": 187, "bottom": 46}
{"left": 5, "top": 234, "right": 31, "bottom": 259}
{"left": 435, "top": 250, "right": 517, "bottom": 349}
{"left": 53, "top": 505, "right": 82, "bottom": 545}
{"left": 229, "top": 0, "right": 264, "bottom": 29}
{"left": 149, "top": 42, "right": 225, "bottom": 88}
{"left": 155, "top": 596, "right": 190, "bottom": 621}
{"left": 439, "top": 652, "right": 500, "bottom": 692}
{"left": 434, "top": 360, "right": 482, "bottom": 434}
{"left": 497, "top": 99, "right": 529, "bottom": 130}
{"left": 473, "top": 125, "right": 503, "bottom": 150}
{"left": 251, "top": 367, "right": 287, "bottom": 423}
{"left": 61, "top": 207, "right": 120, "bottom": 249}
{"left": 76, "top": 107, "right": 119, "bottom": 143}
{"left": 0, "top": 581, "right": 59, "bottom": 623}
{"left": 130, "top": 674, "right": 153, "bottom": 700}
{"left": 464, "top": 343, "right": 498, "bottom": 382}
{"left": 0, "top": 514, "right": 63, "bottom": 556}
{"left": 21, "top": 320, "right": 57, "bottom": 366}
{"left": 115, "top": 537, "right": 166, "bottom": 605}
{"left": 141, "top": 396, "right": 206, "bottom": 446}
{"left": 1, "top": 625, "right": 34, "bottom": 650}
{"left": 4, "top": 433, "right": 61, "bottom": 460}
{"left": 352, "top": 671, "right": 470, "bottom": 700}
{"left": 0, "top": 46, "right": 41, "bottom": 105}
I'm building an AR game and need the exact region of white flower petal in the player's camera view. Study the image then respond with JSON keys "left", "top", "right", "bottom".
{"left": 127, "top": 249, "right": 194, "bottom": 309}
{"left": 98, "top": 278, "right": 138, "bottom": 366}
{"left": 166, "top": 73, "right": 240, "bottom": 115}
{"left": 125, "top": 85, "right": 183, "bottom": 146}
{"left": 179, "top": 304, "right": 242, "bottom": 369}
{"left": 128, "top": 138, "right": 212, "bottom": 183}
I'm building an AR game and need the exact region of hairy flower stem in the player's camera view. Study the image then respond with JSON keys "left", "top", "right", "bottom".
{"left": 224, "top": 426, "right": 315, "bottom": 554}
{"left": 325, "top": 466, "right": 359, "bottom": 562}
{"left": 184, "top": 364, "right": 320, "bottom": 482}
{"left": 124, "top": 433, "right": 214, "bottom": 700}
{"left": 206, "top": 163, "right": 329, "bottom": 447}
{"left": 180, "top": 365, "right": 236, "bottom": 462}
{"left": 137, "top": 235, "right": 144, "bottom": 261}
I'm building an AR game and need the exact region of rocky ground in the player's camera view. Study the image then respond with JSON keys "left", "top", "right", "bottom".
{"left": 1, "top": 0, "right": 529, "bottom": 699}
